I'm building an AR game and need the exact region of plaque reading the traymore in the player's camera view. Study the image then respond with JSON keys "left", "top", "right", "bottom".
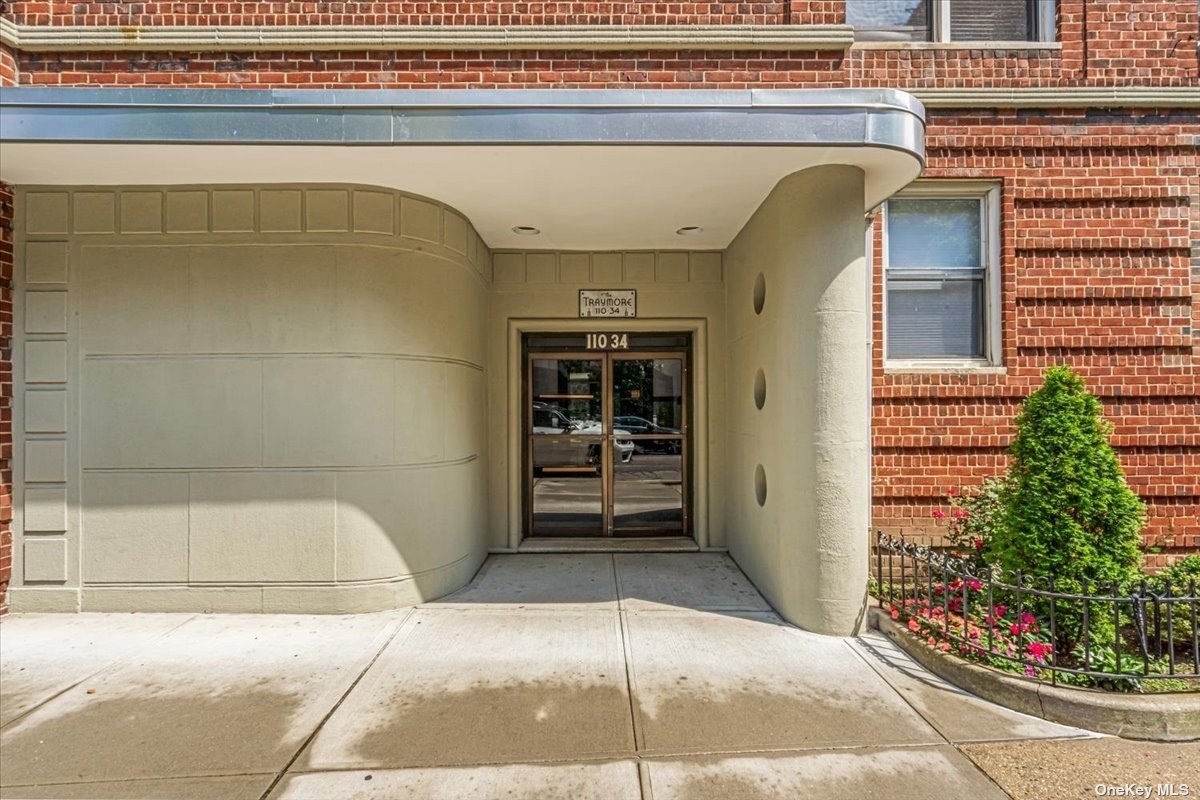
{"left": 579, "top": 289, "right": 637, "bottom": 318}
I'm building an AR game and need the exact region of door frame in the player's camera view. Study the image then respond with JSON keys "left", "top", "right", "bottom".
{"left": 524, "top": 348, "right": 690, "bottom": 538}
{"left": 506, "top": 318, "right": 710, "bottom": 550}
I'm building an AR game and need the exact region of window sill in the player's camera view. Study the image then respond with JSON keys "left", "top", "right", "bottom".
{"left": 884, "top": 363, "right": 1007, "bottom": 376}
{"left": 852, "top": 41, "right": 1060, "bottom": 51}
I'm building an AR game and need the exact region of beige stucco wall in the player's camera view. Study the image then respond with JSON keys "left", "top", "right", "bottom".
{"left": 723, "top": 166, "right": 871, "bottom": 636}
{"left": 486, "top": 250, "right": 726, "bottom": 550}
{"left": 12, "top": 170, "right": 874, "bottom": 633}
{"left": 12, "top": 184, "right": 491, "bottom": 613}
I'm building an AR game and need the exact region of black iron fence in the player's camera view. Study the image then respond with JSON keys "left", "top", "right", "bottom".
{"left": 874, "top": 532, "right": 1200, "bottom": 691}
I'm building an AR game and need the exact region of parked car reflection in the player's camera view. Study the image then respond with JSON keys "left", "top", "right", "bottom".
{"left": 611, "top": 415, "right": 682, "bottom": 453}
{"left": 532, "top": 402, "right": 634, "bottom": 473}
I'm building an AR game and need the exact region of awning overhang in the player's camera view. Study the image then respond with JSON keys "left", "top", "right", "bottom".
{"left": 0, "top": 88, "right": 925, "bottom": 250}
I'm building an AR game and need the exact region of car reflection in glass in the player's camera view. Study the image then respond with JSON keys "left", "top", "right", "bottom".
{"left": 532, "top": 402, "right": 635, "bottom": 474}
{"left": 611, "top": 416, "right": 682, "bottom": 454}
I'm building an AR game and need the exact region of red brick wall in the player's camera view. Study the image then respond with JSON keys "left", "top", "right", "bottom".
{"left": 0, "top": 43, "right": 17, "bottom": 86}
{"left": 5, "top": 2, "right": 793, "bottom": 26}
{"left": 1059, "top": 0, "right": 1200, "bottom": 85}
{"left": 871, "top": 108, "right": 1200, "bottom": 569}
{"left": 13, "top": 50, "right": 848, "bottom": 88}
{"left": 0, "top": 181, "right": 12, "bottom": 615}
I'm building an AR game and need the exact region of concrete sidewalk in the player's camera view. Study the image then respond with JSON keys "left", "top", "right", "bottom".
{"left": 1, "top": 554, "right": 1195, "bottom": 799}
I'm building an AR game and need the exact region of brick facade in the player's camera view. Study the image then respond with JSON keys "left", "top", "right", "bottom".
{"left": 873, "top": 107, "right": 1200, "bottom": 568}
{"left": 0, "top": 1, "right": 1197, "bottom": 611}
{"left": 3, "top": 2, "right": 836, "bottom": 26}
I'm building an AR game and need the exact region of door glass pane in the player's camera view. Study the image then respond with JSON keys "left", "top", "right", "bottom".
{"left": 531, "top": 358, "right": 602, "bottom": 431}
{"left": 530, "top": 358, "right": 603, "bottom": 536}
{"left": 887, "top": 198, "right": 982, "bottom": 269}
{"left": 611, "top": 357, "right": 685, "bottom": 536}
{"left": 612, "top": 439, "right": 684, "bottom": 535}
{"left": 611, "top": 358, "right": 684, "bottom": 434}
{"left": 887, "top": 278, "right": 985, "bottom": 358}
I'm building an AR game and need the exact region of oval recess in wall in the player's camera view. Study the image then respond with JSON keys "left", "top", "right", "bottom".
{"left": 754, "top": 369, "right": 766, "bottom": 410}
{"left": 754, "top": 464, "right": 767, "bottom": 507}
{"left": 753, "top": 273, "right": 766, "bottom": 315}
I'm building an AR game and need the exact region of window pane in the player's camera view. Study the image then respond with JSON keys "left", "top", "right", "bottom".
{"left": 887, "top": 198, "right": 982, "bottom": 269}
{"left": 950, "top": 0, "right": 1033, "bottom": 41}
{"left": 887, "top": 278, "right": 985, "bottom": 358}
{"left": 846, "top": 0, "right": 930, "bottom": 41}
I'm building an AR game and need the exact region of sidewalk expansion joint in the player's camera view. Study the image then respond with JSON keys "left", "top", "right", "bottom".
{"left": 256, "top": 608, "right": 415, "bottom": 800}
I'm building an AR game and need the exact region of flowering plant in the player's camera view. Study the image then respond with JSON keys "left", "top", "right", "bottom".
{"left": 889, "top": 593, "right": 1056, "bottom": 679}
{"left": 931, "top": 477, "right": 1008, "bottom": 572}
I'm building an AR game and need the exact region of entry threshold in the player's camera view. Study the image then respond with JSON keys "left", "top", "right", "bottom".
{"left": 518, "top": 537, "right": 700, "bottom": 554}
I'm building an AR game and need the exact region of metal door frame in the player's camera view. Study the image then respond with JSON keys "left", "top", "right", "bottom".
{"left": 524, "top": 337, "right": 691, "bottom": 538}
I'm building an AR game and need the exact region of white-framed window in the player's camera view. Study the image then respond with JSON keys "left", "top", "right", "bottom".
{"left": 883, "top": 183, "right": 1002, "bottom": 366}
{"left": 847, "top": 0, "right": 1056, "bottom": 43}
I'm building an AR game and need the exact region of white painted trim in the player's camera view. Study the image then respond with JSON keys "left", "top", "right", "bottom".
{"left": 884, "top": 364, "right": 1008, "bottom": 375}
{"left": 852, "top": 41, "right": 1061, "bottom": 50}
{"left": 914, "top": 86, "right": 1200, "bottom": 107}
{"left": 933, "top": 0, "right": 952, "bottom": 43}
{"left": 881, "top": 181, "right": 1003, "bottom": 368}
{"left": 0, "top": 18, "right": 854, "bottom": 52}
{"left": 1036, "top": 0, "right": 1058, "bottom": 43}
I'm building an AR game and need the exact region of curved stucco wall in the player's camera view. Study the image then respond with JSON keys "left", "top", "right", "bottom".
{"left": 723, "top": 165, "right": 870, "bottom": 635}
{"left": 11, "top": 184, "right": 490, "bottom": 612}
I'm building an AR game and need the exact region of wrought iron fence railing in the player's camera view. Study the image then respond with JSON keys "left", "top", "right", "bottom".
{"left": 874, "top": 532, "right": 1200, "bottom": 690}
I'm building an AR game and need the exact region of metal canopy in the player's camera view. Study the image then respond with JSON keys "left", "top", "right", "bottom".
{"left": 0, "top": 88, "right": 925, "bottom": 250}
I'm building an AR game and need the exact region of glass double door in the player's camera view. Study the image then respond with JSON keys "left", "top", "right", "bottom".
{"left": 527, "top": 351, "right": 687, "bottom": 537}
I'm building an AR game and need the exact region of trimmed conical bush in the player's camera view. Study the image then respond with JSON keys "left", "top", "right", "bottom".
{"left": 991, "top": 366, "right": 1144, "bottom": 591}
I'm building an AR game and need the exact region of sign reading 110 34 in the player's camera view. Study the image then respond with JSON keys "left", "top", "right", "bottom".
{"left": 579, "top": 289, "right": 636, "bottom": 318}
{"left": 586, "top": 333, "right": 630, "bottom": 350}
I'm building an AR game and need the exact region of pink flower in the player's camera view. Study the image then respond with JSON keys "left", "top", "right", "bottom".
{"left": 993, "top": 604, "right": 1008, "bottom": 618}
{"left": 1025, "top": 665, "right": 1037, "bottom": 677}
{"left": 972, "top": 538, "right": 984, "bottom": 551}
{"left": 1025, "top": 641, "right": 1054, "bottom": 663}
{"left": 939, "top": 641, "right": 952, "bottom": 653}
{"left": 953, "top": 508, "right": 969, "bottom": 520}
{"left": 927, "top": 636, "right": 937, "bottom": 647}
{"left": 947, "top": 487, "right": 957, "bottom": 497}
{"left": 908, "top": 618, "right": 921, "bottom": 633}
{"left": 1009, "top": 622, "right": 1022, "bottom": 636}
{"left": 931, "top": 508, "right": 946, "bottom": 520}
{"left": 966, "top": 579, "right": 983, "bottom": 592}
{"left": 890, "top": 607, "right": 900, "bottom": 620}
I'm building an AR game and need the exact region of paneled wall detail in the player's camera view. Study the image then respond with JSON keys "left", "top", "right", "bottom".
{"left": 18, "top": 191, "right": 71, "bottom": 600}
{"left": 492, "top": 250, "right": 722, "bottom": 285}
{"left": 12, "top": 184, "right": 491, "bottom": 613}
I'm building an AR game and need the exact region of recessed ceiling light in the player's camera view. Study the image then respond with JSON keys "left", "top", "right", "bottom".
{"left": 512, "top": 225, "right": 541, "bottom": 235}
{"left": 676, "top": 226, "right": 703, "bottom": 236}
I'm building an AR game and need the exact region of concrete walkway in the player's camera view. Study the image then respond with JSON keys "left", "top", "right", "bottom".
{"left": 1, "top": 554, "right": 1194, "bottom": 799}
